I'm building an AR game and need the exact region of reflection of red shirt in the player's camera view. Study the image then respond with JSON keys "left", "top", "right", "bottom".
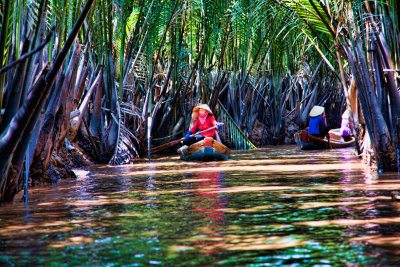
{"left": 194, "top": 171, "right": 226, "bottom": 254}
{"left": 190, "top": 115, "right": 217, "bottom": 138}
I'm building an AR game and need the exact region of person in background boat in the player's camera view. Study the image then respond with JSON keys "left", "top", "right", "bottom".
{"left": 182, "top": 104, "right": 222, "bottom": 146}
{"left": 339, "top": 108, "right": 352, "bottom": 141}
{"left": 308, "top": 105, "right": 332, "bottom": 139}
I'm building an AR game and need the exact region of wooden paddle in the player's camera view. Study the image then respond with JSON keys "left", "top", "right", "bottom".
{"left": 149, "top": 125, "right": 219, "bottom": 153}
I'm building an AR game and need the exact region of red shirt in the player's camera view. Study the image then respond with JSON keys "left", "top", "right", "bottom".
{"left": 190, "top": 115, "right": 217, "bottom": 138}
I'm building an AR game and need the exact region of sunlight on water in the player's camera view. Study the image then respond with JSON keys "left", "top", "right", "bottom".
{"left": 1, "top": 145, "right": 400, "bottom": 266}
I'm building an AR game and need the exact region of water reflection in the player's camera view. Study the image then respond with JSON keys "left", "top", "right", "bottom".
{"left": 190, "top": 171, "right": 226, "bottom": 254}
{"left": 1, "top": 146, "right": 400, "bottom": 265}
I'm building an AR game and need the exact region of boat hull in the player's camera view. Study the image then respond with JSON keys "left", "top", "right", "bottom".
{"left": 180, "top": 137, "right": 230, "bottom": 161}
{"left": 295, "top": 129, "right": 355, "bottom": 150}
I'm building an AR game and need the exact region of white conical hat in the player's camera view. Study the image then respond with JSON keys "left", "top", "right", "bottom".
{"left": 309, "top": 105, "right": 325, "bottom": 117}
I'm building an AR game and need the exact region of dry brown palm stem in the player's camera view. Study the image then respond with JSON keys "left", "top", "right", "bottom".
{"left": 55, "top": 44, "right": 82, "bottom": 148}
{"left": 69, "top": 70, "right": 102, "bottom": 141}
{"left": 32, "top": 46, "right": 80, "bottom": 177}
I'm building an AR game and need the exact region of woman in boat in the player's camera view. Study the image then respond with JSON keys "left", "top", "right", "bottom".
{"left": 339, "top": 108, "right": 352, "bottom": 140}
{"left": 182, "top": 104, "right": 222, "bottom": 146}
{"left": 308, "top": 105, "right": 332, "bottom": 139}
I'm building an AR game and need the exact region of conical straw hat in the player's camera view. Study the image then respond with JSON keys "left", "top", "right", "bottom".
{"left": 192, "top": 104, "right": 213, "bottom": 115}
{"left": 189, "top": 104, "right": 213, "bottom": 128}
{"left": 309, "top": 105, "right": 325, "bottom": 117}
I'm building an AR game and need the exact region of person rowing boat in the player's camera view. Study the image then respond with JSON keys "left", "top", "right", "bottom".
{"left": 308, "top": 105, "right": 332, "bottom": 140}
{"left": 178, "top": 104, "right": 222, "bottom": 154}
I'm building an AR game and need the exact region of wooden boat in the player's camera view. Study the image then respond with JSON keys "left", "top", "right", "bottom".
{"left": 327, "top": 128, "right": 353, "bottom": 142}
{"left": 179, "top": 137, "right": 230, "bottom": 161}
{"left": 295, "top": 129, "right": 355, "bottom": 150}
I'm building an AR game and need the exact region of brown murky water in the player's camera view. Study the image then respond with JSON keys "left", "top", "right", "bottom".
{"left": 1, "top": 145, "right": 400, "bottom": 266}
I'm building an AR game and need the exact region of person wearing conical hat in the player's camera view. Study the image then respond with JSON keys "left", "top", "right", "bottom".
{"left": 182, "top": 104, "right": 222, "bottom": 146}
{"left": 308, "top": 105, "right": 331, "bottom": 139}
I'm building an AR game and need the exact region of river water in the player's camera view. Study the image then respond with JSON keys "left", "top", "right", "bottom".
{"left": 1, "top": 145, "right": 400, "bottom": 266}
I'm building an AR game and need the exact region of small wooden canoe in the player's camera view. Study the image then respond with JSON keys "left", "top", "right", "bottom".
{"left": 295, "top": 129, "right": 355, "bottom": 150}
{"left": 179, "top": 137, "right": 230, "bottom": 161}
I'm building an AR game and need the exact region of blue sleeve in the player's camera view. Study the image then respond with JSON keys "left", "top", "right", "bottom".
{"left": 320, "top": 116, "right": 326, "bottom": 128}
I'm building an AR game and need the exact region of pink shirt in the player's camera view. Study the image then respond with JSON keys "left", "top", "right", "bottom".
{"left": 190, "top": 115, "right": 217, "bottom": 138}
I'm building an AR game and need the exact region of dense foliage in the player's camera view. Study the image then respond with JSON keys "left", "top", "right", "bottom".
{"left": 0, "top": 0, "right": 399, "bottom": 202}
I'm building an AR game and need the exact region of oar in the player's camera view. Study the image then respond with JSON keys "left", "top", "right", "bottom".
{"left": 149, "top": 125, "right": 219, "bottom": 153}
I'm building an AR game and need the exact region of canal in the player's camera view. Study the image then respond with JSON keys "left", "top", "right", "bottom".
{"left": 1, "top": 145, "right": 400, "bottom": 266}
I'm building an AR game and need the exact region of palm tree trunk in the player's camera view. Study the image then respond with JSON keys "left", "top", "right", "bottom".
{"left": 69, "top": 70, "right": 102, "bottom": 141}
{"left": 56, "top": 44, "right": 81, "bottom": 149}
{"left": 30, "top": 70, "right": 65, "bottom": 180}
{"left": 89, "top": 69, "right": 104, "bottom": 138}
{"left": 0, "top": 67, "right": 49, "bottom": 201}
{"left": 345, "top": 38, "right": 396, "bottom": 171}
{"left": 0, "top": 37, "right": 30, "bottom": 133}
{"left": 0, "top": 0, "right": 95, "bottom": 203}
